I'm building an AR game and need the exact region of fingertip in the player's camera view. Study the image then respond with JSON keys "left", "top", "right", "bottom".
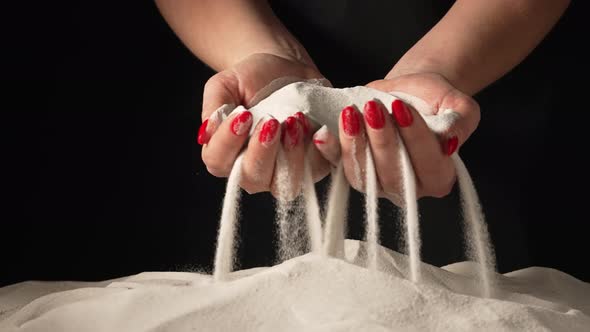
{"left": 363, "top": 100, "right": 386, "bottom": 130}
{"left": 340, "top": 105, "right": 362, "bottom": 137}
{"left": 197, "top": 118, "right": 210, "bottom": 145}
{"left": 445, "top": 136, "right": 459, "bottom": 156}
{"left": 230, "top": 110, "right": 253, "bottom": 136}
{"left": 391, "top": 99, "right": 413, "bottom": 127}
{"left": 258, "top": 118, "right": 281, "bottom": 147}
{"left": 281, "top": 116, "right": 301, "bottom": 149}
{"left": 313, "top": 125, "right": 341, "bottom": 165}
{"left": 294, "top": 111, "right": 311, "bottom": 137}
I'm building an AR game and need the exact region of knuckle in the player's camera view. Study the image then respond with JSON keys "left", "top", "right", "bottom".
{"left": 419, "top": 161, "right": 456, "bottom": 198}
{"left": 312, "top": 166, "right": 331, "bottom": 183}
{"left": 343, "top": 167, "right": 364, "bottom": 192}
{"left": 427, "top": 176, "right": 456, "bottom": 198}
{"left": 241, "top": 174, "right": 269, "bottom": 194}
{"left": 202, "top": 151, "right": 234, "bottom": 176}
{"left": 206, "top": 166, "right": 230, "bottom": 178}
{"left": 379, "top": 174, "right": 401, "bottom": 194}
{"left": 348, "top": 178, "right": 364, "bottom": 193}
{"left": 368, "top": 135, "right": 393, "bottom": 150}
{"left": 203, "top": 158, "right": 230, "bottom": 176}
{"left": 240, "top": 181, "right": 265, "bottom": 195}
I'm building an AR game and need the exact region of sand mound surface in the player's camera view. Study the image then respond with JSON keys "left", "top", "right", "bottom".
{"left": 1, "top": 240, "right": 588, "bottom": 331}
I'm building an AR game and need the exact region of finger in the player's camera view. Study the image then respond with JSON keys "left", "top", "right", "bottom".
{"left": 270, "top": 116, "right": 305, "bottom": 200}
{"left": 362, "top": 99, "right": 403, "bottom": 195}
{"left": 306, "top": 143, "right": 333, "bottom": 183}
{"left": 202, "top": 71, "right": 240, "bottom": 121}
{"left": 339, "top": 105, "right": 367, "bottom": 192}
{"left": 240, "top": 117, "right": 281, "bottom": 194}
{"left": 391, "top": 99, "right": 455, "bottom": 198}
{"left": 295, "top": 112, "right": 332, "bottom": 181}
{"left": 294, "top": 111, "right": 312, "bottom": 142}
{"left": 197, "top": 104, "right": 235, "bottom": 146}
{"left": 436, "top": 90, "right": 481, "bottom": 155}
{"left": 312, "top": 125, "right": 341, "bottom": 166}
{"left": 202, "top": 109, "right": 253, "bottom": 177}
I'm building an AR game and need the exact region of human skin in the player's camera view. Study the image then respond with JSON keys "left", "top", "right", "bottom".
{"left": 156, "top": 0, "right": 570, "bottom": 201}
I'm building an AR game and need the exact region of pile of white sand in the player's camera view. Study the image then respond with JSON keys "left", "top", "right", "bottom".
{"left": 1, "top": 240, "right": 589, "bottom": 331}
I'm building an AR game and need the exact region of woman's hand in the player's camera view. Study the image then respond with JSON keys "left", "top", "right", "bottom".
{"left": 315, "top": 73, "right": 480, "bottom": 203}
{"left": 198, "top": 53, "right": 332, "bottom": 197}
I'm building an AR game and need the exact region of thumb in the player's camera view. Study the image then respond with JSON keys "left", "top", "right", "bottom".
{"left": 202, "top": 71, "right": 240, "bottom": 121}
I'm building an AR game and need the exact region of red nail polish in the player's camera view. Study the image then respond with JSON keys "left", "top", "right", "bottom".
{"left": 294, "top": 112, "right": 310, "bottom": 135}
{"left": 197, "top": 119, "right": 210, "bottom": 145}
{"left": 230, "top": 111, "right": 253, "bottom": 136}
{"left": 446, "top": 136, "right": 458, "bottom": 155}
{"left": 313, "top": 139, "right": 325, "bottom": 145}
{"left": 392, "top": 100, "right": 413, "bottom": 127}
{"left": 281, "top": 116, "right": 300, "bottom": 148}
{"left": 259, "top": 118, "right": 279, "bottom": 146}
{"left": 341, "top": 106, "right": 360, "bottom": 136}
{"left": 364, "top": 100, "right": 385, "bottom": 129}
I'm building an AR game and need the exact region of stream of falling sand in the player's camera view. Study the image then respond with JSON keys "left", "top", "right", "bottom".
{"left": 364, "top": 144, "right": 380, "bottom": 270}
{"left": 399, "top": 139, "right": 422, "bottom": 283}
{"left": 303, "top": 149, "right": 323, "bottom": 253}
{"left": 322, "top": 162, "right": 350, "bottom": 258}
{"left": 453, "top": 154, "right": 496, "bottom": 298}
{"left": 274, "top": 149, "right": 307, "bottom": 262}
{"left": 213, "top": 154, "right": 244, "bottom": 281}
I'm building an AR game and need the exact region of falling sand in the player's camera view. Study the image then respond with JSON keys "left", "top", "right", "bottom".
{"left": 1, "top": 82, "right": 588, "bottom": 331}
{"left": 363, "top": 144, "right": 379, "bottom": 270}
{"left": 231, "top": 81, "right": 496, "bottom": 292}
{"left": 212, "top": 153, "right": 244, "bottom": 281}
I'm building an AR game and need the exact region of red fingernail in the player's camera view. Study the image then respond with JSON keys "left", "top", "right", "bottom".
{"left": 230, "top": 110, "right": 253, "bottom": 136}
{"left": 197, "top": 119, "right": 210, "bottom": 145}
{"left": 294, "top": 112, "right": 310, "bottom": 136}
{"left": 281, "top": 116, "right": 300, "bottom": 148}
{"left": 258, "top": 118, "right": 280, "bottom": 146}
{"left": 392, "top": 100, "right": 413, "bottom": 127}
{"left": 313, "top": 139, "right": 325, "bottom": 145}
{"left": 446, "top": 136, "right": 458, "bottom": 155}
{"left": 341, "top": 106, "right": 361, "bottom": 136}
{"left": 364, "top": 100, "right": 385, "bottom": 129}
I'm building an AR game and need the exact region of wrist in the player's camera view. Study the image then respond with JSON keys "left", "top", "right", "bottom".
{"left": 386, "top": 57, "right": 452, "bottom": 81}
{"left": 227, "top": 37, "right": 317, "bottom": 71}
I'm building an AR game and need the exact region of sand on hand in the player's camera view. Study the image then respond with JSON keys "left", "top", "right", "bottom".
{"left": 1, "top": 82, "right": 588, "bottom": 331}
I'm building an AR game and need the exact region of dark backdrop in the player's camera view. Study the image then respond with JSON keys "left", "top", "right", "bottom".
{"left": 3, "top": 1, "right": 588, "bottom": 287}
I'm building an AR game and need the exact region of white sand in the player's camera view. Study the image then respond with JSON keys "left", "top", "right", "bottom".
{"left": 398, "top": 139, "right": 421, "bottom": 283}
{"left": 4, "top": 81, "right": 583, "bottom": 331}
{"left": 2, "top": 240, "right": 589, "bottom": 332}
{"left": 221, "top": 81, "right": 495, "bottom": 293}
{"left": 302, "top": 149, "right": 323, "bottom": 254}
{"left": 213, "top": 153, "right": 244, "bottom": 281}
{"left": 364, "top": 144, "right": 379, "bottom": 270}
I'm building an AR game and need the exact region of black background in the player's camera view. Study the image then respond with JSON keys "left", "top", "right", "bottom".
{"left": 3, "top": 1, "right": 588, "bottom": 287}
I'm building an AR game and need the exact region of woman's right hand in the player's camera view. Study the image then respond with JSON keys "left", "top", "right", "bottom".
{"left": 198, "top": 53, "right": 333, "bottom": 198}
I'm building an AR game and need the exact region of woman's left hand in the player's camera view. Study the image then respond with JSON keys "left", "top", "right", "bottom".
{"left": 313, "top": 73, "right": 481, "bottom": 204}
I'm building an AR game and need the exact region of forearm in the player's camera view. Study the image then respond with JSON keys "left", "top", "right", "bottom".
{"left": 387, "top": 0, "right": 570, "bottom": 95}
{"left": 155, "top": 0, "right": 314, "bottom": 71}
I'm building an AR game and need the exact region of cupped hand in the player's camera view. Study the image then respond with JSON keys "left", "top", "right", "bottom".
{"left": 315, "top": 72, "right": 481, "bottom": 203}
{"left": 198, "top": 53, "right": 332, "bottom": 197}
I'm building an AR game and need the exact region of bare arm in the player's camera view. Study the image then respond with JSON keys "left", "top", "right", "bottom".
{"left": 155, "top": 0, "right": 315, "bottom": 71}
{"left": 387, "top": 0, "right": 570, "bottom": 95}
